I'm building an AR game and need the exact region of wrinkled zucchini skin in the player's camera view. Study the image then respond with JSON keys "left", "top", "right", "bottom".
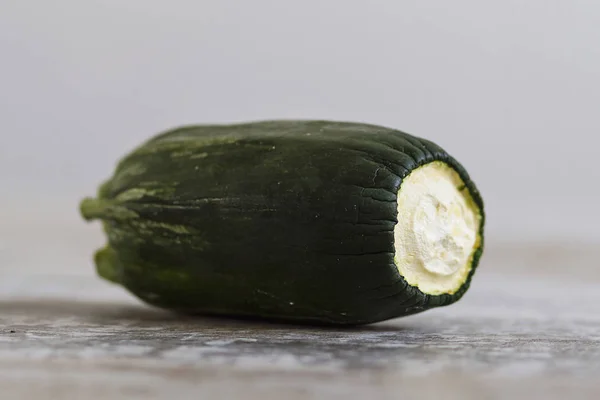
{"left": 81, "top": 120, "right": 485, "bottom": 325}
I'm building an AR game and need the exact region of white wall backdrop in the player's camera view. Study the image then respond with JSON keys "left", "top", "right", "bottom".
{"left": 1, "top": 0, "right": 599, "bottom": 243}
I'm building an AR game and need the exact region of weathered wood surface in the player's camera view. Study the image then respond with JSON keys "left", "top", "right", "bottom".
{"left": 1, "top": 223, "right": 599, "bottom": 399}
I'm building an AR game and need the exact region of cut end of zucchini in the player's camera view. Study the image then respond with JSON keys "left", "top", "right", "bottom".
{"left": 394, "top": 161, "right": 482, "bottom": 295}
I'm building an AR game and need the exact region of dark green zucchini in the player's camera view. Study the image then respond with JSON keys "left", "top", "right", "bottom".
{"left": 80, "top": 120, "right": 485, "bottom": 325}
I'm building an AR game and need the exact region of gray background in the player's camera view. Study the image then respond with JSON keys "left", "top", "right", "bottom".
{"left": 2, "top": 0, "right": 599, "bottom": 244}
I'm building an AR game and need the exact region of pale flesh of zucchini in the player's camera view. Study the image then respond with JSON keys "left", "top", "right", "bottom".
{"left": 394, "top": 161, "right": 482, "bottom": 295}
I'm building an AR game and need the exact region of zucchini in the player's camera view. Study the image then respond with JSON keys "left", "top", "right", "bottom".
{"left": 80, "top": 120, "right": 484, "bottom": 325}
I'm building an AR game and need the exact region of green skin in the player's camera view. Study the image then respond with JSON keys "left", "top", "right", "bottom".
{"left": 80, "top": 120, "right": 485, "bottom": 325}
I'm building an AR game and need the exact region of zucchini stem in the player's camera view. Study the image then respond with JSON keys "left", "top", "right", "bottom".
{"left": 80, "top": 197, "right": 109, "bottom": 221}
{"left": 79, "top": 197, "right": 138, "bottom": 222}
